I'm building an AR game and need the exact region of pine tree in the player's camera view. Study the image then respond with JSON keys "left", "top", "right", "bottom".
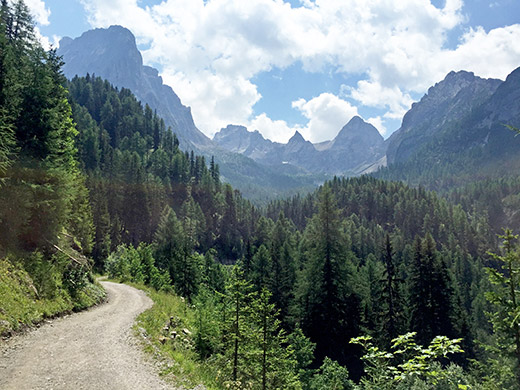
{"left": 381, "top": 234, "right": 403, "bottom": 342}
{"left": 250, "top": 288, "right": 300, "bottom": 390}
{"left": 217, "top": 265, "right": 256, "bottom": 386}
{"left": 251, "top": 244, "right": 271, "bottom": 292}
{"left": 298, "top": 186, "right": 361, "bottom": 369}
{"left": 409, "top": 234, "right": 455, "bottom": 345}
{"left": 269, "top": 212, "right": 297, "bottom": 326}
{"left": 486, "top": 229, "right": 520, "bottom": 381}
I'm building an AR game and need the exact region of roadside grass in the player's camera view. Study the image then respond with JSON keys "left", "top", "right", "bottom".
{"left": 131, "top": 283, "right": 221, "bottom": 389}
{"left": 0, "top": 257, "right": 105, "bottom": 337}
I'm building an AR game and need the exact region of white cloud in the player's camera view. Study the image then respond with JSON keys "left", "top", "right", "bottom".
{"left": 249, "top": 113, "right": 300, "bottom": 143}
{"left": 25, "top": 0, "right": 51, "bottom": 26}
{"left": 162, "top": 70, "right": 261, "bottom": 137}
{"left": 292, "top": 93, "right": 359, "bottom": 143}
{"left": 22, "top": 0, "right": 58, "bottom": 50}
{"left": 439, "top": 25, "right": 520, "bottom": 81}
{"left": 366, "top": 116, "right": 387, "bottom": 137}
{"left": 344, "top": 81, "right": 414, "bottom": 121}
{"left": 76, "top": 0, "right": 520, "bottom": 141}
{"left": 245, "top": 93, "right": 361, "bottom": 144}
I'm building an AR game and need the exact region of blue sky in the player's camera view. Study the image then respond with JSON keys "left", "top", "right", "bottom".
{"left": 28, "top": 0, "right": 520, "bottom": 143}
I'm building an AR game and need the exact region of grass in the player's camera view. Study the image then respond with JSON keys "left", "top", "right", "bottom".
{"left": 131, "top": 283, "right": 222, "bottom": 389}
{"left": 0, "top": 257, "right": 105, "bottom": 336}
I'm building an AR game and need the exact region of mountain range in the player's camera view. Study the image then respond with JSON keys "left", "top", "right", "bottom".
{"left": 57, "top": 25, "right": 520, "bottom": 198}
{"left": 57, "top": 26, "right": 323, "bottom": 201}
{"left": 214, "top": 116, "right": 385, "bottom": 175}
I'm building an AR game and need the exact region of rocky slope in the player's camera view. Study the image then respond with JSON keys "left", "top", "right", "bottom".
{"left": 378, "top": 66, "right": 520, "bottom": 191}
{"left": 58, "top": 25, "right": 211, "bottom": 151}
{"left": 385, "top": 70, "right": 502, "bottom": 165}
{"left": 214, "top": 116, "right": 386, "bottom": 175}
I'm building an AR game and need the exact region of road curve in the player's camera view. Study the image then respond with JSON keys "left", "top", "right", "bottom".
{"left": 0, "top": 281, "right": 173, "bottom": 390}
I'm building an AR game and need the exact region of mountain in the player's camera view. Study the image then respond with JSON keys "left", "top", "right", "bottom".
{"left": 213, "top": 125, "right": 275, "bottom": 158}
{"left": 378, "top": 66, "right": 520, "bottom": 191}
{"left": 213, "top": 116, "right": 386, "bottom": 175}
{"left": 58, "top": 25, "right": 211, "bottom": 151}
{"left": 57, "top": 26, "right": 322, "bottom": 201}
{"left": 318, "top": 116, "right": 386, "bottom": 174}
{"left": 386, "top": 70, "right": 502, "bottom": 165}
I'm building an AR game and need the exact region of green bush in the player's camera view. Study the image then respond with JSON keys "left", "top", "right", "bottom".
{"left": 309, "top": 357, "right": 355, "bottom": 390}
{"left": 105, "top": 244, "right": 171, "bottom": 291}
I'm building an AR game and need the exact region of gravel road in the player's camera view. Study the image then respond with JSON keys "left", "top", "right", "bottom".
{"left": 0, "top": 281, "right": 173, "bottom": 390}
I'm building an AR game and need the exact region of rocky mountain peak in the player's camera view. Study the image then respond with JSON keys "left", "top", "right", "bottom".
{"left": 424, "top": 70, "right": 478, "bottom": 103}
{"left": 57, "top": 25, "right": 211, "bottom": 150}
{"left": 288, "top": 130, "right": 306, "bottom": 144}
{"left": 386, "top": 69, "right": 503, "bottom": 165}
{"left": 334, "top": 116, "right": 382, "bottom": 145}
{"left": 215, "top": 125, "right": 248, "bottom": 137}
{"left": 213, "top": 125, "right": 272, "bottom": 155}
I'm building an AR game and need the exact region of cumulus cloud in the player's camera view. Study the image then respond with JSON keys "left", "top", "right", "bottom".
{"left": 249, "top": 113, "right": 300, "bottom": 144}
{"left": 438, "top": 25, "right": 520, "bottom": 81}
{"left": 366, "top": 116, "right": 388, "bottom": 137}
{"left": 343, "top": 81, "right": 414, "bottom": 121}
{"left": 25, "top": 0, "right": 51, "bottom": 26}
{"left": 244, "top": 93, "right": 362, "bottom": 144}
{"left": 292, "top": 93, "right": 359, "bottom": 143}
{"left": 22, "top": 0, "right": 60, "bottom": 50}
{"left": 76, "top": 0, "right": 520, "bottom": 141}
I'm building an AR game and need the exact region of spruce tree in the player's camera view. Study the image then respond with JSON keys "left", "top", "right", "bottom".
{"left": 486, "top": 230, "right": 520, "bottom": 382}
{"left": 381, "top": 234, "right": 403, "bottom": 342}
{"left": 298, "top": 186, "right": 361, "bottom": 369}
{"left": 409, "top": 234, "right": 455, "bottom": 345}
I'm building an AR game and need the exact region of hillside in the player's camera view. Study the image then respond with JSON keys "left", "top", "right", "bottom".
{"left": 0, "top": 2, "right": 104, "bottom": 336}
{"left": 380, "top": 67, "right": 520, "bottom": 187}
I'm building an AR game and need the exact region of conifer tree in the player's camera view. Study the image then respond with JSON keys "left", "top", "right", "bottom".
{"left": 486, "top": 229, "right": 520, "bottom": 381}
{"left": 251, "top": 244, "right": 271, "bottom": 292}
{"left": 250, "top": 288, "right": 300, "bottom": 390}
{"left": 298, "top": 186, "right": 361, "bottom": 368}
{"left": 269, "top": 212, "right": 297, "bottom": 326}
{"left": 409, "top": 234, "right": 455, "bottom": 345}
{"left": 381, "top": 234, "right": 403, "bottom": 342}
{"left": 218, "top": 266, "right": 256, "bottom": 386}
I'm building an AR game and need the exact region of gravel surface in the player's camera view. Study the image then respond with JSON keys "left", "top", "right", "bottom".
{"left": 0, "top": 281, "right": 173, "bottom": 390}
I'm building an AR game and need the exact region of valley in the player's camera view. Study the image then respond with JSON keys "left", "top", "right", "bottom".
{"left": 1, "top": 1, "right": 520, "bottom": 389}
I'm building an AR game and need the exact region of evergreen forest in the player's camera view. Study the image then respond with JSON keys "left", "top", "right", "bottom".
{"left": 2, "top": 2, "right": 520, "bottom": 389}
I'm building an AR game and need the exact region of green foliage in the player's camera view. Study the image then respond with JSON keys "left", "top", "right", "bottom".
{"left": 297, "top": 185, "right": 362, "bottom": 367}
{"left": 485, "top": 229, "right": 520, "bottom": 382}
{"left": 0, "top": 107, "right": 16, "bottom": 179}
{"left": 309, "top": 357, "right": 355, "bottom": 390}
{"left": 134, "top": 285, "right": 221, "bottom": 389}
{"left": 190, "top": 266, "right": 304, "bottom": 389}
{"left": 0, "top": 1, "right": 97, "bottom": 325}
{"left": 105, "top": 243, "right": 170, "bottom": 291}
{"left": 409, "top": 234, "right": 455, "bottom": 345}
{"left": 287, "top": 327, "right": 316, "bottom": 386}
{"left": 351, "top": 332, "right": 465, "bottom": 389}
{"left": 0, "top": 256, "right": 104, "bottom": 336}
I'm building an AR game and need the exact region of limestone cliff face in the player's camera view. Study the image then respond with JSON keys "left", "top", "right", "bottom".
{"left": 386, "top": 71, "right": 502, "bottom": 165}
{"left": 58, "top": 25, "right": 211, "bottom": 150}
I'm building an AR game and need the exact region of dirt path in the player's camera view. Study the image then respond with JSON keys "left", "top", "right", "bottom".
{"left": 0, "top": 281, "right": 173, "bottom": 390}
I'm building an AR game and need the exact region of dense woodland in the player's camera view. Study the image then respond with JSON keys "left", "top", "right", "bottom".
{"left": 2, "top": 2, "right": 520, "bottom": 389}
